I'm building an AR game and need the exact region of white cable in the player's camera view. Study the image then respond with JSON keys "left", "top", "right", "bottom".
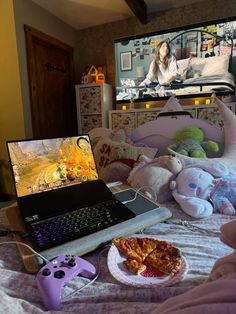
{"left": 0, "top": 241, "right": 111, "bottom": 298}
{"left": 0, "top": 240, "right": 110, "bottom": 296}
{"left": 62, "top": 272, "right": 99, "bottom": 301}
{"left": 62, "top": 245, "right": 111, "bottom": 301}
{"left": 0, "top": 240, "right": 49, "bottom": 264}
{"left": 122, "top": 185, "right": 156, "bottom": 204}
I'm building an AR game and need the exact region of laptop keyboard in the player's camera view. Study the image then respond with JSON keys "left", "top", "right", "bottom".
{"left": 30, "top": 199, "right": 135, "bottom": 250}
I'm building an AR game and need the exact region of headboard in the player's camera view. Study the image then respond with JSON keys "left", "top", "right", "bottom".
{"left": 131, "top": 113, "right": 224, "bottom": 157}
{"left": 169, "top": 29, "right": 234, "bottom": 67}
{"left": 89, "top": 112, "right": 224, "bottom": 158}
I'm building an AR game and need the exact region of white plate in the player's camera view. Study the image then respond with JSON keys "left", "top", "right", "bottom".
{"left": 107, "top": 242, "right": 188, "bottom": 288}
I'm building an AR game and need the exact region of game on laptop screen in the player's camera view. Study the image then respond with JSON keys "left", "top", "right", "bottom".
{"left": 7, "top": 135, "right": 98, "bottom": 198}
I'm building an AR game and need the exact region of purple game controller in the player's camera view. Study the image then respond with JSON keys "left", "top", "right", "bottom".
{"left": 36, "top": 254, "right": 96, "bottom": 310}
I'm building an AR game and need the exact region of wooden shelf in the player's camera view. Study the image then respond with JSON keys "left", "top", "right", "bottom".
{"left": 109, "top": 102, "right": 235, "bottom": 130}
{"left": 75, "top": 83, "right": 113, "bottom": 133}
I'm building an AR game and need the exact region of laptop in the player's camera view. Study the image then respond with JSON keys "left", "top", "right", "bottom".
{"left": 6, "top": 135, "right": 137, "bottom": 252}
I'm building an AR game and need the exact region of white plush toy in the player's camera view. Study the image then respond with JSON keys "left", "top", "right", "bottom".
{"left": 170, "top": 164, "right": 235, "bottom": 218}
{"left": 127, "top": 154, "right": 183, "bottom": 203}
{"left": 170, "top": 167, "right": 214, "bottom": 218}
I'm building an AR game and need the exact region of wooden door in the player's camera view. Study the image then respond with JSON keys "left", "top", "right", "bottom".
{"left": 24, "top": 25, "right": 77, "bottom": 138}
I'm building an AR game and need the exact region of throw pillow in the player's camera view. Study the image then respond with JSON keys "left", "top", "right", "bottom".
{"left": 177, "top": 58, "right": 191, "bottom": 79}
{"left": 190, "top": 57, "right": 208, "bottom": 74}
{"left": 93, "top": 137, "right": 158, "bottom": 177}
{"left": 160, "top": 96, "right": 183, "bottom": 112}
{"left": 201, "top": 55, "right": 230, "bottom": 76}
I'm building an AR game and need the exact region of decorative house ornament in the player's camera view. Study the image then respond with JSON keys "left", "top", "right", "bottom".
{"left": 81, "top": 65, "right": 106, "bottom": 84}
{"left": 88, "top": 65, "right": 98, "bottom": 83}
{"left": 96, "top": 66, "right": 105, "bottom": 83}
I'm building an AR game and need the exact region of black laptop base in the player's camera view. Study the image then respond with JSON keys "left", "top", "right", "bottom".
{"left": 17, "top": 180, "right": 135, "bottom": 251}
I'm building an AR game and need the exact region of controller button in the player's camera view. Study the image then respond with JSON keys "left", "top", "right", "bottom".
{"left": 54, "top": 270, "right": 65, "bottom": 279}
{"left": 42, "top": 268, "right": 51, "bottom": 276}
{"left": 68, "top": 258, "right": 76, "bottom": 267}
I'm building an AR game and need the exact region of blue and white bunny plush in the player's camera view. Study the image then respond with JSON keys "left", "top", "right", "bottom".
{"left": 210, "top": 178, "right": 236, "bottom": 215}
{"left": 170, "top": 163, "right": 236, "bottom": 218}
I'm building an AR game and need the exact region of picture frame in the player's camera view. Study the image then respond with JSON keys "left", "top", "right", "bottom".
{"left": 120, "top": 51, "right": 132, "bottom": 71}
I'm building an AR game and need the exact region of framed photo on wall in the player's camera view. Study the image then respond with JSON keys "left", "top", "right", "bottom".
{"left": 120, "top": 51, "right": 132, "bottom": 71}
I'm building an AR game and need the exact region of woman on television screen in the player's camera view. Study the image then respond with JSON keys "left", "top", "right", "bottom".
{"left": 140, "top": 40, "right": 180, "bottom": 86}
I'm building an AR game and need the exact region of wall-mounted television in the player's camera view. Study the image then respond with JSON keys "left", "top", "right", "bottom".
{"left": 114, "top": 16, "right": 236, "bottom": 104}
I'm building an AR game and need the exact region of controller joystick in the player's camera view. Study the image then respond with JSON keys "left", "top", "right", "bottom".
{"left": 36, "top": 255, "right": 97, "bottom": 310}
{"left": 68, "top": 258, "right": 76, "bottom": 267}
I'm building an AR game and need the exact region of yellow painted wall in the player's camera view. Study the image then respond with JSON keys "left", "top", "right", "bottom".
{"left": 0, "top": 0, "right": 25, "bottom": 198}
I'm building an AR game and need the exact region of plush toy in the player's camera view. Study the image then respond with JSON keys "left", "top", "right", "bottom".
{"left": 110, "top": 126, "right": 133, "bottom": 144}
{"left": 168, "top": 126, "right": 219, "bottom": 157}
{"left": 170, "top": 165, "right": 235, "bottom": 218}
{"left": 93, "top": 137, "right": 157, "bottom": 183}
{"left": 99, "top": 159, "right": 136, "bottom": 183}
{"left": 127, "top": 154, "right": 183, "bottom": 203}
{"left": 167, "top": 97, "right": 236, "bottom": 178}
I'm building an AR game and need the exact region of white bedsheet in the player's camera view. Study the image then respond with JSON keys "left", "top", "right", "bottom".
{"left": 183, "top": 72, "right": 235, "bottom": 87}
{"left": 117, "top": 73, "right": 235, "bottom": 100}
{"left": 0, "top": 202, "right": 234, "bottom": 313}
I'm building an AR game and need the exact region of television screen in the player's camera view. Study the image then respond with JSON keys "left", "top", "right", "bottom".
{"left": 114, "top": 16, "right": 236, "bottom": 103}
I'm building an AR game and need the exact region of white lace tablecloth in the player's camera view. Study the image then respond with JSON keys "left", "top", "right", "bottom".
{"left": 0, "top": 202, "right": 234, "bottom": 313}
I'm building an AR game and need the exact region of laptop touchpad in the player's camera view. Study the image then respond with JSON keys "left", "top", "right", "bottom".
{"left": 114, "top": 189, "right": 160, "bottom": 216}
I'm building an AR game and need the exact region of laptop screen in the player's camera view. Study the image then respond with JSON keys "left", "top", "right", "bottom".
{"left": 7, "top": 135, "right": 98, "bottom": 198}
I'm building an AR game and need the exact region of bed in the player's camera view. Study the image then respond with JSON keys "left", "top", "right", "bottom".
{"left": 0, "top": 97, "right": 236, "bottom": 313}
{"left": 139, "top": 73, "right": 235, "bottom": 99}
{"left": 165, "top": 30, "right": 235, "bottom": 97}
{"left": 0, "top": 201, "right": 234, "bottom": 313}
{"left": 117, "top": 65, "right": 235, "bottom": 100}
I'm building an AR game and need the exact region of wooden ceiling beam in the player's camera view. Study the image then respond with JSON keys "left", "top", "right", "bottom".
{"left": 124, "top": 0, "right": 148, "bottom": 24}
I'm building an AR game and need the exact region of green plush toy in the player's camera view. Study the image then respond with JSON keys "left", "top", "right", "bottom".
{"left": 168, "top": 126, "right": 219, "bottom": 158}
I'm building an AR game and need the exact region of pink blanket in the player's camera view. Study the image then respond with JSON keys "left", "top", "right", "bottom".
{"left": 208, "top": 219, "right": 236, "bottom": 282}
{"left": 0, "top": 203, "right": 235, "bottom": 313}
{"left": 152, "top": 219, "right": 236, "bottom": 314}
{"left": 152, "top": 277, "right": 236, "bottom": 314}
{"left": 220, "top": 219, "right": 236, "bottom": 248}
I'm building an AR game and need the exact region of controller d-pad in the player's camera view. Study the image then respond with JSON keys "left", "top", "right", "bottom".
{"left": 54, "top": 270, "right": 65, "bottom": 279}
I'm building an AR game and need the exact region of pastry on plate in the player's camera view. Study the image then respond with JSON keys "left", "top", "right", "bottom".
{"left": 112, "top": 237, "right": 182, "bottom": 276}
